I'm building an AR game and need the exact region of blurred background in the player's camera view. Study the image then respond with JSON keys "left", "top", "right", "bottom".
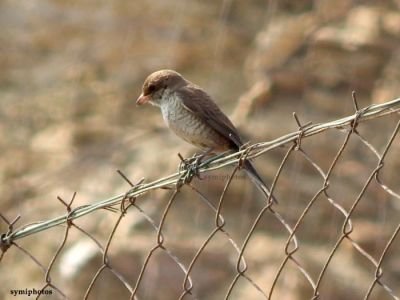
{"left": 0, "top": 0, "right": 399, "bottom": 299}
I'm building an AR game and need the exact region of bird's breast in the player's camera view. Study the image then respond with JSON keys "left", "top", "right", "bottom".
{"left": 160, "top": 94, "right": 230, "bottom": 152}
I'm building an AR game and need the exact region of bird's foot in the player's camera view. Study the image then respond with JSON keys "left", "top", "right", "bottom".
{"left": 177, "top": 153, "right": 205, "bottom": 183}
{"left": 178, "top": 153, "right": 199, "bottom": 169}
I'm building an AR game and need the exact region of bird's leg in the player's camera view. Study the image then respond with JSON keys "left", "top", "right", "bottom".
{"left": 194, "top": 147, "right": 213, "bottom": 166}
{"left": 178, "top": 152, "right": 197, "bottom": 172}
{"left": 178, "top": 148, "right": 214, "bottom": 181}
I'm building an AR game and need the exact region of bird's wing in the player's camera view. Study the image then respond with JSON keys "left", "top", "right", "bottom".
{"left": 177, "top": 85, "right": 243, "bottom": 149}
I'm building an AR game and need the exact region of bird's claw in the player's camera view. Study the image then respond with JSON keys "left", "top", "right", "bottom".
{"left": 177, "top": 153, "right": 204, "bottom": 184}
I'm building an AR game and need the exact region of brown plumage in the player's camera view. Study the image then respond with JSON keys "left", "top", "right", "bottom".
{"left": 136, "top": 69, "right": 276, "bottom": 203}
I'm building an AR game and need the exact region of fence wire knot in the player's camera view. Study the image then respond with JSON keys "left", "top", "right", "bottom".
{"left": 0, "top": 233, "right": 11, "bottom": 252}
{"left": 177, "top": 152, "right": 206, "bottom": 185}
{"left": 292, "top": 112, "right": 312, "bottom": 150}
{"left": 238, "top": 142, "right": 253, "bottom": 168}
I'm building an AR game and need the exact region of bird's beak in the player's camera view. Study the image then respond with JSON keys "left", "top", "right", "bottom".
{"left": 136, "top": 93, "right": 150, "bottom": 105}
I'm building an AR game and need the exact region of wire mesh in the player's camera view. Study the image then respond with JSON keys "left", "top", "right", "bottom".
{"left": 1, "top": 96, "right": 399, "bottom": 300}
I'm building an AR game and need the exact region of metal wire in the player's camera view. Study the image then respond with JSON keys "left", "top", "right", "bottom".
{"left": 1, "top": 96, "right": 399, "bottom": 299}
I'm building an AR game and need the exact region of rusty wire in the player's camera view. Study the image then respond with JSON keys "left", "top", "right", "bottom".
{"left": 0, "top": 95, "right": 399, "bottom": 299}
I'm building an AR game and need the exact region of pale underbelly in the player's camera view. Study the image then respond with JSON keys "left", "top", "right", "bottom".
{"left": 167, "top": 117, "right": 230, "bottom": 152}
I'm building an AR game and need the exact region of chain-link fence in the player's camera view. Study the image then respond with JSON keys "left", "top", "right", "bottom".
{"left": 1, "top": 96, "right": 400, "bottom": 300}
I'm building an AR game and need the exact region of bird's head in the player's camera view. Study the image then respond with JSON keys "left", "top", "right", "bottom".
{"left": 136, "top": 69, "right": 187, "bottom": 107}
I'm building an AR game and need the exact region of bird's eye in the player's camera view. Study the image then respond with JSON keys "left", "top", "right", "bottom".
{"left": 148, "top": 84, "right": 156, "bottom": 93}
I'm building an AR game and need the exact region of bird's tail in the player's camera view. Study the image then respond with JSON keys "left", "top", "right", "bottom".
{"left": 243, "top": 159, "right": 278, "bottom": 204}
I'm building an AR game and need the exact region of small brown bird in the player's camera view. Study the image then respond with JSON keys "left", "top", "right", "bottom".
{"left": 136, "top": 70, "right": 276, "bottom": 203}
